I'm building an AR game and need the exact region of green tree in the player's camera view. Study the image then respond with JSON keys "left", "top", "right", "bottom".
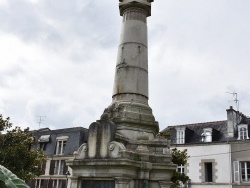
{"left": 171, "top": 148, "right": 190, "bottom": 188}
{"left": 0, "top": 114, "right": 45, "bottom": 181}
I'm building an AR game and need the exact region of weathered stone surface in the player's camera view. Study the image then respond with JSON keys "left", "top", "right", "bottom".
{"left": 101, "top": 101, "right": 159, "bottom": 140}
{"left": 81, "top": 180, "right": 115, "bottom": 188}
{"left": 67, "top": 1, "right": 175, "bottom": 187}
{"left": 109, "top": 141, "right": 126, "bottom": 158}
{"left": 79, "top": 120, "right": 117, "bottom": 159}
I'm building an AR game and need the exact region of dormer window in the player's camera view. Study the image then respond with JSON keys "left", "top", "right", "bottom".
{"left": 55, "top": 136, "right": 69, "bottom": 155}
{"left": 38, "top": 135, "right": 50, "bottom": 151}
{"left": 238, "top": 124, "right": 249, "bottom": 140}
{"left": 201, "top": 128, "right": 212, "bottom": 142}
{"left": 176, "top": 127, "right": 185, "bottom": 144}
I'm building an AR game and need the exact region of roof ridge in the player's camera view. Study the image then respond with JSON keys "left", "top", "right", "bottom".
{"left": 169, "top": 120, "right": 226, "bottom": 127}
{"left": 32, "top": 126, "right": 88, "bottom": 133}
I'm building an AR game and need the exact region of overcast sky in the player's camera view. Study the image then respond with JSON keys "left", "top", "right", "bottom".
{"left": 1, "top": 0, "right": 250, "bottom": 131}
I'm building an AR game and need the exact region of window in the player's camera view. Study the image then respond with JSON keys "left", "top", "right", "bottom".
{"left": 238, "top": 124, "right": 249, "bottom": 140}
{"left": 205, "top": 162, "right": 213, "bottom": 182}
{"left": 52, "top": 180, "right": 66, "bottom": 188}
{"left": 35, "top": 179, "right": 44, "bottom": 188}
{"left": 240, "top": 128, "right": 247, "bottom": 139}
{"left": 53, "top": 160, "right": 66, "bottom": 175}
{"left": 176, "top": 128, "right": 185, "bottom": 144}
{"left": 52, "top": 180, "right": 57, "bottom": 188}
{"left": 201, "top": 128, "right": 212, "bottom": 142}
{"left": 38, "top": 135, "right": 50, "bottom": 151}
{"left": 55, "top": 140, "right": 67, "bottom": 155}
{"left": 241, "top": 162, "right": 250, "bottom": 182}
{"left": 39, "top": 143, "right": 47, "bottom": 151}
{"left": 200, "top": 160, "right": 216, "bottom": 183}
{"left": 177, "top": 164, "right": 185, "bottom": 174}
{"left": 234, "top": 161, "right": 250, "bottom": 183}
{"left": 55, "top": 136, "right": 68, "bottom": 155}
{"left": 38, "top": 160, "right": 46, "bottom": 175}
{"left": 176, "top": 165, "right": 186, "bottom": 188}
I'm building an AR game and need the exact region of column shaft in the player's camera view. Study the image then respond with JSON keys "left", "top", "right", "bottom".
{"left": 113, "top": 8, "right": 148, "bottom": 103}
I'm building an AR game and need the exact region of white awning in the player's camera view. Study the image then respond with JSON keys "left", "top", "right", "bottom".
{"left": 38, "top": 135, "right": 50, "bottom": 142}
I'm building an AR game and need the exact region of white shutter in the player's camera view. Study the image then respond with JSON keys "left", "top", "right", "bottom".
{"left": 177, "top": 131, "right": 180, "bottom": 144}
{"left": 233, "top": 161, "right": 240, "bottom": 183}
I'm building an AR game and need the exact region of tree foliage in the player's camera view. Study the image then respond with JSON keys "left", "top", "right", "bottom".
{"left": 0, "top": 115, "right": 45, "bottom": 181}
{"left": 171, "top": 148, "right": 190, "bottom": 188}
{"left": 171, "top": 148, "right": 189, "bottom": 165}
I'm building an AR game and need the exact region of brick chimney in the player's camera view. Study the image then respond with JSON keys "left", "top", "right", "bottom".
{"left": 227, "top": 106, "right": 241, "bottom": 138}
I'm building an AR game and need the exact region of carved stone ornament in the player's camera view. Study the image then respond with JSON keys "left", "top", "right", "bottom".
{"left": 109, "top": 141, "right": 126, "bottom": 158}
{"left": 74, "top": 143, "right": 88, "bottom": 159}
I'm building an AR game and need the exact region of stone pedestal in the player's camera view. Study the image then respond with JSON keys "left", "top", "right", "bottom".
{"left": 67, "top": 121, "right": 175, "bottom": 188}
{"left": 115, "top": 177, "right": 131, "bottom": 188}
{"left": 69, "top": 177, "right": 78, "bottom": 188}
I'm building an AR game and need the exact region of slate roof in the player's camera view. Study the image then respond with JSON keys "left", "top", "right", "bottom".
{"left": 173, "top": 120, "right": 227, "bottom": 144}
{"left": 32, "top": 127, "right": 88, "bottom": 156}
{"left": 163, "top": 116, "right": 250, "bottom": 145}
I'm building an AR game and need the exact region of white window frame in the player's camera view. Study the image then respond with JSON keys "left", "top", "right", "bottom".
{"left": 233, "top": 161, "right": 250, "bottom": 183}
{"left": 241, "top": 161, "right": 250, "bottom": 182}
{"left": 35, "top": 179, "right": 44, "bottom": 188}
{"left": 55, "top": 136, "right": 68, "bottom": 155}
{"left": 38, "top": 135, "right": 50, "bottom": 151}
{"left": 238, "top": 124, "right": 249, "bottom": 140}
{"left": 177, "top": 164, "right": 185, "bottom": 174}
{"left": 201, "top": 128, "right": 212, "bottom": 142}
{"left": 54, "top": 160, "right": 65, "bottom": 175}
{"left": 55, "top": 140, "right": 67, "bottom": 155}
{"left": 176, "top": 127, "right": 185, "bottom": 144}
{"left": 175, "top": 165, "right": 186, "bottom": 188}
{"left": 39, "top": 142, "right": 47, "bottom": 151}
{"left": 52, "top": 179, "right": 57, "bottom": 188}
{"left": 52, "top": 179, "right": 64, "bottom": 188}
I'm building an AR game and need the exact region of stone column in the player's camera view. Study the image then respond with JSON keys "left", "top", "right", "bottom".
{"left": 112, "top": 6, "right": 149, "bottom": 103}
{"left": 115, "top": 177, "right": 131, "bottom": 188}
{"left": 69, "top": 177, "right": 78, "bottom": 188}
{"left": 101, "top": 0, "right": 158, "bottom": 141}
{"left": 113, "top": 0, "right": 154, "bottom": 104}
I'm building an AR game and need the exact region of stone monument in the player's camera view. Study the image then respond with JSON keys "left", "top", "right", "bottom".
{"left": 67, "top": 1, "right": 176, "bottom": 187}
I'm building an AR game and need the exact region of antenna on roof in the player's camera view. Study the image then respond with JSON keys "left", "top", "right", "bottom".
{"left": 37, "top": 116, "right": 46, "bottom": 129}
{"left": 226, "top": 92, "right": 239, "bottom": 111}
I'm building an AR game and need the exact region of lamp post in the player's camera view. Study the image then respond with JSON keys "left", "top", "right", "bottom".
{"left": 65, "top": 171, "right": 70, "bottom": 188}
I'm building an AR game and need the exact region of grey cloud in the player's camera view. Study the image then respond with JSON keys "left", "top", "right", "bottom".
{"left": 1, "top": 0, "right": 250, "bottom": 131}
{"left": 151, "top": 0, "right": 250, "bottom": 60}
{"left": 0, "top": 0, "right": 120, "bottom": 68}
{"left": 0, "top": 1, "right": 45, "bottom": 41}
{"left": 0, "top": 63, "right": 25, "bottom": 88}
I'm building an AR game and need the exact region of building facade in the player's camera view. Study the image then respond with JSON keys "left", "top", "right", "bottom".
{"left": 27, "top": 127, "right": 88, "bottom": 188}
{"left": 163, "top": 106, "right": 250, "bottom": 188}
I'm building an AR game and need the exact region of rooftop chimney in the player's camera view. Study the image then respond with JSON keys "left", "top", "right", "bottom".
{"left": 227, "top": 106, "right": 240, "bottom": 138}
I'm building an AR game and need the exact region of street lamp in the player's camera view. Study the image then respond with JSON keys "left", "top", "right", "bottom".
{"left": 65, "top": 171, "right": 71, "bottom": 188}
{"left": 65, "top": 171, "right": 70, "bottom": 177}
